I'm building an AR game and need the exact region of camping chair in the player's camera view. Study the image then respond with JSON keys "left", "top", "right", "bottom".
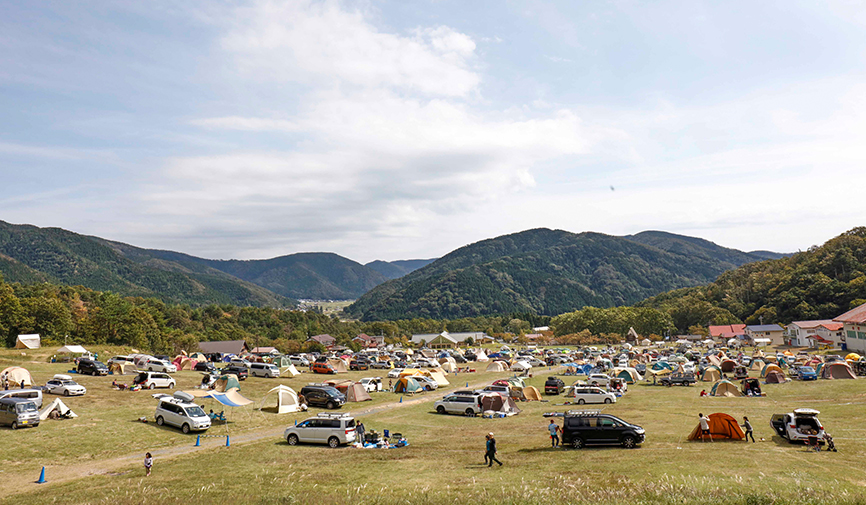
{"left": 807, "top": 435, "right": 820, "bottom": 452}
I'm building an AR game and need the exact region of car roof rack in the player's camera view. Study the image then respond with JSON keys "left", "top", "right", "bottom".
{"left": 315, "top": 412, "right": 352, "bottom": 419}
{"left": 543, "top": 410, "right": 602, "bottom": 418}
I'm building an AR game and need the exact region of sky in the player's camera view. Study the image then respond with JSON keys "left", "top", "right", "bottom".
{"left": 3, "top": 0, "right": 866, "bottom": 263}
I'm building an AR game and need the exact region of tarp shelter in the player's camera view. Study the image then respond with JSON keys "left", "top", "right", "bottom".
{"left": 258, "top": 385, "right": 300, "bottom": 414}
{"left": 109, "top": 362, "right": 136, "bottom": 375}
{"left": 214, "top": 374, "right": 241, "bottom": 392}
{"left": 394, "top": 377, "right": 423, "bottom": 393}
{"left": 486, "top": 361, "right": 508, "bottom": 372}
{"left": 765, "top": 370, "right": 786, "bottom": 383}
{"left": 345, "top": 383, "right": 373, "bottom": 402}
{"left": 820, "top": 362, "right": 857, "bottom": 379}
{"left": 761, "top": 364, "right": 784, "bottom": 378}
{"left": 426, "top": 370, "right": 450, "bottom": 386}
{"left": 327, "top": 358, "right": 348, "bottom": 373}
{"left": 701, "top": 367, "right": 721, "bottom": 382}
{"left": 481, "top": 394, "right": 521, "bottom": 416}
{"left": 399, "top": 369, "right": 422, "bottom": 377}
{"left": 15, "top": 334, "right": 40, "bottom": 349}
{"left": 523, "top": 385, "right": 542, "bottom": 401}
{"left": 710, "top": 380, "right": 741, "bottom": 397}
{"left": 281, "top": 363, "right": 301, "bottom": 377}
{"left": 687, "top": 413, "right": 744, "bottom": 441}
{"left": 38, "top": 398, "right": 77, "bottom": 421}
{"left": 204, "top": 389, "right": 253, "bottom": 407}
{"left": 0, "top": 366, "right": 32, "bottom": 388}
{"left": 750, "top": 359, "right": 765, "bottom": 371}
{"left": 58, "top": 345, "right": 88, "bottom": 355}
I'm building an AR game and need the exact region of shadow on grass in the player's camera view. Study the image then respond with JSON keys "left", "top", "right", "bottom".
{"left": 128, "top": 418, "right": 233, "bottom": 434}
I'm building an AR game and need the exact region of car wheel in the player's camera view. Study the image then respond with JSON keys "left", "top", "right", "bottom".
{"left": 148, "top": 367, "right": 154, "bottom": 372}
{"left": 604, "top": 398, "right": 612, "bottom": 404}
{"left": 287, "top": 434, "right": 299, "bottom": 446}
{"left": 622, "top": 435, "right": 636, "bottom": 449}
{"left": 326, "top": 401, "right": 335, "bottom": 410}
{"left": 182, "top": 423, "right": 191, "bottom": 434}
{"left": 92, "top": 371, "right": 98, "bottom": 376}
{"left": 328, "top": 436, "right": 339, "bottom": 448}
{"left": 11, "top": 422, "right": 18, "bottom": 430}
{"left": 577, "top": 399, "right": 585, "bottom": 405}
{"left": 64, "top": 390, "right": 70, "bottom": 397}
{"left": 573, "top": 437, "right": 585, "bottom": 449}
{"left": 156, "top": 416, "right": 164, "bottom": 426}
{"left": 437, "top": 406, "right": 446, "bottom": 414}
{"left": 169, "top": 382, "right": 175, "bottom": 389}
{"left": 149, "top": 383, "right": 156, "bottom": 390}
{"left": 591, "top": 382, "right": 598, "bottom": 386}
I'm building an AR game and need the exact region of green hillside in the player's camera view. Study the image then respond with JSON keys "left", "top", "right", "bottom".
{"left": 638, "top": 227, "right": 866, "bottom": 329}
{"left": 0, "top": 221, "right": 292, "bottom": 307}
{"left": 347, "top": 228, "right": 767, "bottom": 321}
{"left": 365, "top": 259, "right": 436, "bottom": 280}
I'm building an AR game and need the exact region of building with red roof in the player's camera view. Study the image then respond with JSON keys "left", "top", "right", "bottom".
{"left": 833, "top": 302, "right": 866, "bottom": 352}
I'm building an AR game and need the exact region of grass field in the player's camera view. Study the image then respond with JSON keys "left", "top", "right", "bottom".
{"left": 2, "top": 346, "right": 866, "bottom": 505}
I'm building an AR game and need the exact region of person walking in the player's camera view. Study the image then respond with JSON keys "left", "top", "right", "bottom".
{"left": 699, "top": 413, "right": 712, "bottom": 443}
{"left": 742, "top": 416, "right": 755, "bottom": 443}
{"left": 548, "top": 420, "right": 560, "bottom": 448}
{"left": 144, "top": 452, "right": 153, "bottom": 476}
{"left": 486, "top": 432, "right": 502, "bottom": 467}
{"left": 483, "top": 434, "right": 491, "bottom": 465}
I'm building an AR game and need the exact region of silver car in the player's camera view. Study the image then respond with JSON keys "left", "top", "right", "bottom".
{"left": 284, "top": 412, "right": 357, "bottom": 448}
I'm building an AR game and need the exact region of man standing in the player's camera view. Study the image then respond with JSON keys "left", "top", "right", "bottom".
{"left": 742, "top": 416, "right": 755, "bottom": 443}
{"left": 699, "top": 413, "right": 712, "bottom": 443}
{"left": 356, "top": 420, "right": 366, "bottom": 445}
{"left": 486, "top": 432, "right": 502, "bottom": 467}
{"left": 548, "top": 420, "right": 560, "bottom": 448}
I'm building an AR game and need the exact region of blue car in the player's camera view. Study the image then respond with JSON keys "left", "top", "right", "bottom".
{"left": 797, "top": 366, "right": 818, "bottom": 381}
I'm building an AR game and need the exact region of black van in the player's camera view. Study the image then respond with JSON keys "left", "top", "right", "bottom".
{"left": 300, "top": 384, "right": 346, "bottom": 409}
{"left": 552, "top": 410, "right": 645, "bottom": 449}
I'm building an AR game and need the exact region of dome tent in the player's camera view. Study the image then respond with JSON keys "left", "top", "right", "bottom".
{"left": 710, "top": 380, "right": 741, "bottom": 397}
{"left": 687, "top": 413, "right": 744, "bottom": 441}
{"left": 258, "top": 385, "right": 300, "bottom": 414}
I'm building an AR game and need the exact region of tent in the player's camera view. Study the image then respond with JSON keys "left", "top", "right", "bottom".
{"left": 486, "top": 361, "right": 508, "bottom": 372}
{"left": 749, "top": 359, "right": 765, "bottom": 371}
{"left": 475, "top": 350, "right": 489, "bottom": 362}
{"left": 345, "top": 383, "right": 373, "bottom": 402}
{"left": 109, "top": 362, "right": 136, "bottom": 375}
{"left": 701, "top": 367, "right": 721, "bottom": 382}
{"left": 15, "top": 334, "right": 40, "bottom": 349}
{"left": 426, "top": 370, "right": 450, "bottom": 386}
{"left": 190, "top": 352, "right": 207, "bottom": 361}
{"left": 652, "top": 361, "right": 674, "bottom": 371}
{"left": 281, "top": 363, "right": 301, "bottom": 377}
{"left": 480, "top": 394, "right": 521, "bottom": 416}
{"left": 708, "top": 355, "right": 722, "bottom": 367}
{"left": 394, "top": 377, "right": 423, "bottom": 393}
{"left": 258, "top": 385, "right": 300, "bottom": 414}
{"left": 765, "top": 370, "right": 786, "bottom": 383}
{"left": 613, "top": 368, "right": 641, "bottom": 384}
{"left": 173, "top": 356, "right": 197, "bottom": 371}
{"left": 720, "top": 359, "right": 737, "bottom": 373}
{"left": 523, "top": 385, "right": 542, "bottom": 401}
{"left": 511, "top": 361, "right": 532, "bottom": 372}
{"left": 0, "top": 366, "right": 32, "bottom": 388}
{"left": 58, "top": 345, "right": 88, "bottom": 355}
{"left": 327, "top": 358, "right": 348, "bottom": 373}
{"left": 710, "top": 380, "right": 741, "bottom": 397}
{"left": 641, "top": 338, "right": 652, "bottom": 347}
{"left": 214, "top": 374, "right": 241, "bottom": 392}
{"left": 820, "top": 362, "right": 857, "bottom": 379}
{"left": 38, "top": 398, "right": 77, "bottom": 421}
{"left": 687, "top": 413, "right": 744, "bottom": 441}
{"left": 760, "top": 364, "right": 784, "bottom": 378}
{"left": 399, "top": 369, "right": 422, "bottom": 377}
{"left": 440, "top": 361, "right": 457, "bottom": 373}
{"left": 846, "top": 353, "right": 862, "bottom": 362}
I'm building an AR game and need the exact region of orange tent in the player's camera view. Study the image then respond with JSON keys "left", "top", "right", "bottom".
{"left": 688, "top": 413, "right": 745, "bottom": 441}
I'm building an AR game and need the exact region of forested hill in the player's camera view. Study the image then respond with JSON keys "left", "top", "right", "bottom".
{"left": 0, "top": 221, "right": 292, "bottom": 307}
{"left": 346, "top": 228, "right": 772, "bottom": 321}
{"left": 637, "top": 227, "right": 866, "bottom": 327}
{"left": 365, "top": 259, "right": 437, "bottom": 280}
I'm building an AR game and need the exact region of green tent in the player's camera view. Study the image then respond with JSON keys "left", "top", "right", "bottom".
{"left": 394, "top": 377, "right": 423, "bottom": 393}
{"left": 215, "top": 374, "right": 241, "bottom": 392}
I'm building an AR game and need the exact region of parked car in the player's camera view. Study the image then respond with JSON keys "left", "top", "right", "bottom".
{"left": 544, "top": 376, "right": 566, "bottom": 395}
{"left": 587, "top": 374, "right": 612, "bottom": 387}
{"left": 387, "top": 368, "right": 404, "bottom": 378}
{"left": 434, "top": 393, "right": 484, "bottom": 416}
{"left": 771, "top": 408, "right": 825, "bottom": 444}
{"left": 45, "top": 374, "right": 87, "bottom": 396}
{"left": 154, "top": 392, "right": 211, "bottom": 434}
{"left": 359, "top": 377, "right": 383, "bottom": 393}
{"left": 311, "top": 362, "right": 337, "bottom": 374}
{"left": 194, "top": 361, "right": 217, "bottom": 373}
{"left": 0, "top": 397, "right": 40, "bottom": 430}
{"left": 249, "top": 363, "right": 280, "bottom": 378}
{"left": 76, "top": 358, "right": 109, "bottom": 376}
{"left": 230, "top": 358, "right": 252, "bottom": 368}
{"left": 555, "top": 410, "right": 646, "bottom": 449}
{"left": 299, "top": 384, "right": 346, "bottom": 409}
{"left": 284, "top": 412, "right": 356, "bottom": 448}
{"left": 289, "top": 355, "right": 310, "bottom": 367}
{"left": 107, "top": 355, "right": 134, "bottom": 366}
{"left": 144, "top": 359, "right": 177, "bottom": 374}
{"left": 221, "top": 365, "right": 249, "bottom": 380}
{"left": 660, "top": 372, "right": 696, "bottom": 387}
{"left": 571, "top": 386, "right": 616, "bottom": 405}
{"left": 413, "top": 376, "right": 438, "bottom": 391}
{"left": 0, "top": 389, "right": 43, "bottom": 409}
{"left": 133, "top": 371, "right": 176, "bottom": 390}
{"left": 369, "top": 360, "right": 393, "bottom": 369}
{"left": 349, "top": 358, "right": 370, "bottom": 371}
{"left": 797, "top": 366, "right": 818, "bottom": 381}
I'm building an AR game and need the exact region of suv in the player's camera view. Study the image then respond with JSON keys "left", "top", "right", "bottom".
{"left": 284, "top": 412, "right": 356, "bottom": 448}
{"left": 545, "top": 376, "right": 566, "bottom": 395}
{"left": 300, "top": 384, "right": 346, "bottom": 409}
{"left": 154, "top": 392, "right": 211, "bottom": 434}
{"left": 133, "top": 371, "right": 176, "bottom": 390}
{"left": 660, "top": 372, "right": 696, "bottom": 387}
{"left": 554, "top": 410, "right": 646, "bottom": 449}
{"left": 771, "top": 408, "right": 825, "bottom": 444}
{"left": 571, "top": 386, "right": 616, "bottom": 405}
{"left": 222, "top": 364, "right": 249, "bottom": 380}
{"left": 249, "top": 363, "right": 280, "bottom": 378}
{"left": 434, "top": 393, "right": 483, "bottom": 416}
{"left": 77, "top": 358, "right": 109, "bottom": 376}
{"left": 290, "top": 355, "right": 310, "bottom": 367}
{"left": 370, "top": 360, "right": 393, "bottom": 370}
{"left": 349, "top": 358, "right": 370, "bottom": 371}
{"left": 145, "top": 359, "right": 177, "bottom": 373}
{"left": 587, "top": 374, "right": 612, "bottom": 387}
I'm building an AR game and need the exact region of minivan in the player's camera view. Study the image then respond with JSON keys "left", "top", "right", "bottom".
{"left": 0, "top": 397, "right": 40, "bottom": 429}
{"left": 250, "top": 363, "right": 280, "bottom": 378}
{"left": 133, "top": 371, "right": 176, "bottom": 389}
{"left": 154, "top": 392, "right": 211, "bottom": 434}
{"left": 0, "top": 389, "right": 43, "bottom": 409}
{"left": 300, "top": 385, "right": 345, "bottom": 409}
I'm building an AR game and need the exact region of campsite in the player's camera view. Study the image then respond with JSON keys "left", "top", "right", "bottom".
{"left": 0, "top": 344, "right": 865, "bottom": 505}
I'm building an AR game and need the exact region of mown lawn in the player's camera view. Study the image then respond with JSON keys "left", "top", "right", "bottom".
{"left": 2, "top": 346, "right": 866, "bottom": 504}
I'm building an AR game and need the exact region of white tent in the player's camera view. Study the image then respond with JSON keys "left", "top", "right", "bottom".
{"left": 475, "top": 350, "right": 489, "bottom": 362}
{"left": 39, "top": 398, "right": 78, "bottom": 421}
{"left": 640, "top": 338, "right": 652, "bottom": 347}
{"left": 258, "top": 385, "right": 300, "bottom": 414}
{"left": 58, "top": 345, "right": 88, "bottom": 354}
{"left": 15, "top": 334, "right": 40, "bottom": 349}
{"left": 281, "top": 363, "right": 301, "bottom": 377}
{"left": 486, "top": 360, "right": 508, "bottom": 372}
{"left": 511, "top": 361, "right": 532, "bottom": 372}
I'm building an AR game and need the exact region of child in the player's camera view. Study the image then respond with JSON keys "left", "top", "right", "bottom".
{"left": 144, "top": 452, "right": 153, "bottom": 476}
{"left": 824, "top": 432, "right": 837, "bottom": 452}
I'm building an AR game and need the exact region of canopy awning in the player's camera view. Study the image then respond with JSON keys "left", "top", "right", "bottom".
{"left": 203, "top": 389, "right": 253, "bottom": 407}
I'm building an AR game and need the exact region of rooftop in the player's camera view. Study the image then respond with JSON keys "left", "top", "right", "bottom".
{"left": 834, "top": 301, "right": 866, "bottom": 325}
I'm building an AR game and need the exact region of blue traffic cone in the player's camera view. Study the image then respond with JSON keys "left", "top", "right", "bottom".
{"left": 466, "top": 382, "right": 469, "bottom": 387}
{"left": 294, "top": 419, "right": 297, "bottom": 426}
{"left": 399, "top": 396, "right": 403, "bottom": 403}
{"left": 225, "top": 436, "right": 230, "bottom": 447}
{"left": 195, "top": 435, "right": 200, "bottom": 446}
{"left": 36, "top": 467, "right": 46, "bottom": 484}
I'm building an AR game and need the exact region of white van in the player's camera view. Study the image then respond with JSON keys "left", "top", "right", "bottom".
{"left": 249, "top": 363, "right": 280, "bottom": 378}
{"left": 154, "top": 392, "right": 211, "bottom": 433}
{"left": 133, "top": 371, "right": 176, "bottom": 390}
{"left": 0, "top": 389, "right": 43, "bottom": 409}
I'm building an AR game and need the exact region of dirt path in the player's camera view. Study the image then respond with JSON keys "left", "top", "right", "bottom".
{"left": 2, "top": 375, "right": 508, "bottom": 495}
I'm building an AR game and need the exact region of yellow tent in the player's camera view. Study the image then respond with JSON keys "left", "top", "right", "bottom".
{"left": 749, "top": 359, "right": 765, "bottom": 371}
{"left": 523, "top": 385, "right": 542, "bottom": 401}
{"left": 845, "top": 353, "right": 862, "bottom": 362}
{"left": 761, "top": 364, "right": 784, "bottom": 378}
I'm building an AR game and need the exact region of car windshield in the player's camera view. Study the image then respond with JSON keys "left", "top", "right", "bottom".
{"left": 800, "top": 367, "right": 814, "bottom": 372}
{"left": 61, "top": 381, "right": 77, "bottom": 386}
{"left": 185, "top": 406, "right": 206, "bottom": 417}
{"left": 16, "top": 402, "right": 37, "bottom": 413}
